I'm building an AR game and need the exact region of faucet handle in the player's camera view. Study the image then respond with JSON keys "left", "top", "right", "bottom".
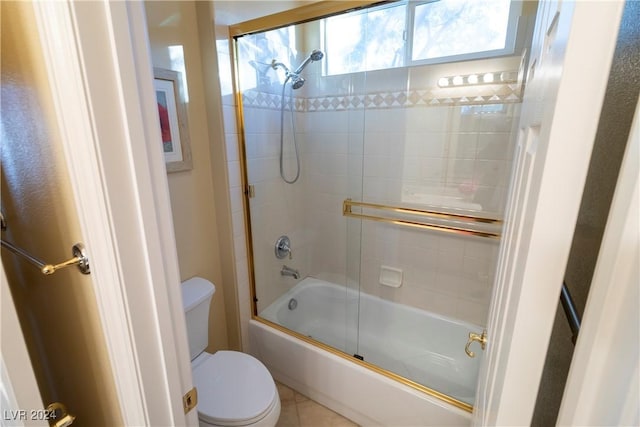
{"left": 275, "top": 236, "right": 292, "bottom": 259}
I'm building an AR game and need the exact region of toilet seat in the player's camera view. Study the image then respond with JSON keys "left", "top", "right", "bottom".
{"left": 192, "top": 351, "right": 279, "bottom": 426}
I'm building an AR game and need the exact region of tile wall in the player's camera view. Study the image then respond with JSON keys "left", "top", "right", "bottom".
{"left": 218, "top": 30, "right": 522, "bottom": 328}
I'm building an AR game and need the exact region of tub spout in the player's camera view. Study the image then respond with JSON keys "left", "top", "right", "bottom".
{"left": 281, "top": 265, "right": 300, "bottom": 279}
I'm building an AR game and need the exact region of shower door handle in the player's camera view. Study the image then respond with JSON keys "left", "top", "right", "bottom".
{"left": 465, "top": 330, "right": 487, "bottom": 358}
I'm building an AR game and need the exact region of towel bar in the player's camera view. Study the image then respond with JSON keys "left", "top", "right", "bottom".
{"left": 1, "top": 240, "right": 90, "bottom": 276}
{"left": 342, "top": 199, "right": 502, "bottom": 239}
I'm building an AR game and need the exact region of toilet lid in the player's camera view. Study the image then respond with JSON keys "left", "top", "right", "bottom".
{"left": 193, "top": 351, "right": 277, "bottom": 426}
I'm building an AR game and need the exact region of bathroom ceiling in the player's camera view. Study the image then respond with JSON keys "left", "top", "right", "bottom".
{"left": 213, "top": 0, "right": 318, "bottom": 25}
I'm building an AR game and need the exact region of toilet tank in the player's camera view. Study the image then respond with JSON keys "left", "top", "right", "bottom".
{"left": 181, "top": 277, "right": 215, "bottom": 360}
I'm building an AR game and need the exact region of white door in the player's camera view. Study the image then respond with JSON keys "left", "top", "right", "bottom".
{"left": 29, "top": 1, "right": 197, "bottom": 425}
{"left": 474, "top": 1, "right": 625, "bottom": 425}
{"left": 3, "top": 1, "right": 122, "bottom": 424}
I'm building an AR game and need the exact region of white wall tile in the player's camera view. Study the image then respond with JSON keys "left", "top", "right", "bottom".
{"left": 363, "top": 132, "right": 394, "bottom": 156}
{"left": 405, "top": 132, "right": 447, "bottom": 158}
{"left": 404, "top": 107, "right": 451, "bottom": 133}
{"left": 445, "top": 159, "right": 475, "bottom": 184}
{"left": 227, "top": 160, "right": 242, "bottom": 188}
{"left": 456, "top": 299, "right": 488, "bottom": 327}
{"left": 364, "top": 109, "right": 408, "bottom": 133}
{"left": 449, "top": 133, "right": 478, "bottom": 159}
{"left": 229, "top": 59, "right": 520, "bottom": 331}
{"left": 225, "top": 133, "right": 240, "bottom": 162}
{"left": 363, "top": 67, "right": 409, "bottom": 93}
{"left": 222, "top": 105, "right": 238, "bottom": 133}
{"left": 477, "top": 133, "right": 511, "bottom": 160}
{"left": 229, "top": 187, "right": 244, "bottom": 214}
{"left": 473, "top": 160, "right": 509, "bottom": 187}
{"left": 419, "top": 157, "right": 445, "bottom": 181}
{"left": 307, "top": 110, "right": 349, "bottom": 133}
{"left": 479, "top": 113, "right": 514, "bottom": 132}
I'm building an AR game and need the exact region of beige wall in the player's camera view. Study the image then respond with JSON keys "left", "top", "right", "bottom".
{"left": 195, "top": 1, "right": 243, "bottom": 351}
{"left": 0, "top": 2, "right": 121, "bottom": 423}
{"left": 145, "top": 1, "right": 238, "bottom": 351}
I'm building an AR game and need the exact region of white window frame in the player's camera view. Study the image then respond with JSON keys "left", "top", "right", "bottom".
{"left": 322, "top": 0, "right": 524, "bottom": 76}
{"left": 407, "top": 0, "right": 522, "bottom": 66}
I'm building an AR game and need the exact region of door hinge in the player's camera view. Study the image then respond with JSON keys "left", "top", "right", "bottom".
{"left": 183, "top": 387, "right": 198, "bottom": 414}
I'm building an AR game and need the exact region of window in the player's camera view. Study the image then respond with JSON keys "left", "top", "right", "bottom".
{"left": 324, "top": 3, "right": 406, "bottom": 75}
{"left": 323, "top": 0, "right": 520, "bottom": 75}
{"left": 411, "top": 0, "right": 512, "bottom": 62}
{"left": 236, "top": 25, "right": 297, "bottom": 91}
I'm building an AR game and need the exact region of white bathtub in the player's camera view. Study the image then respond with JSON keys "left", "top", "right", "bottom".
{"left": 251, "top": 277, "right": 480, "bottom": 426}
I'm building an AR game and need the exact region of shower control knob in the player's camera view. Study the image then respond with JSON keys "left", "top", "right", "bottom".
{"left": 275, "top": 236, "right": 292, "bottom": 259}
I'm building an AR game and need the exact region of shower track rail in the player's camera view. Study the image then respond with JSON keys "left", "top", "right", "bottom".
{"left": 343, "top": 199, "right": 502, "bottom": 239}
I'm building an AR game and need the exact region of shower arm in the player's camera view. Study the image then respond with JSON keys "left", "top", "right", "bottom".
{"left": 271, "top": 60, "right": 292, "bottom": 76}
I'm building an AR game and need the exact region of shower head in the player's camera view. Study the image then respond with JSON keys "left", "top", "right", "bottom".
{"left": 310, "top": 49, "right": 324, "bottom": 61}
{"left": 293, "top": 49, "right": 324, "bottom": 75}
{"left": 272, "top": 49, "right": 323, "bottom": 90}
{"left": 290, "top": 74, "right": 306, "bottom": 90}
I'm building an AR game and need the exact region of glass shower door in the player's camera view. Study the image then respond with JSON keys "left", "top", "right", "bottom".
{"left": 234, "top": 0, "right": 526, "bottom": 409}
{"left": 340, "top": 4, "right": 518, "bottom": 407}
{"left": 235, "top": 21, "right": 365, "bottom": 358}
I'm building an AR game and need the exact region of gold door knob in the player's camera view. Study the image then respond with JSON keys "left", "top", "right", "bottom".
{"left": 465, "top": 330, "right": 487, "bottom": 358}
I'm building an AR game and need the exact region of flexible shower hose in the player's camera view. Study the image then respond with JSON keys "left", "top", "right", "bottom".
{"left": 279, "top": 77, "right": 301, "bottom": 184}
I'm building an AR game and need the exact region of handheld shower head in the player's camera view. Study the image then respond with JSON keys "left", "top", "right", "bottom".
{"left": 310, "top": 49, "right": 324, "bottom": 61}
{"left": 293, "top": 49, "right": 324, "bottom": 75}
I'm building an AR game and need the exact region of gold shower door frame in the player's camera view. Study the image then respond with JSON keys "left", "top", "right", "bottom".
{"left": 229, "top": 0, "right": 476, "bottom": 413}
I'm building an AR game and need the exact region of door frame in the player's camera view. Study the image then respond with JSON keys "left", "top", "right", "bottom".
{"left": 1, "top": 267, "right": 48, "bottom": 427}
{"left": 557, "top": 98, "right": 639, "bottom": 426}
{"left": 32, "top": 1, "right": 196, "bottom": 425}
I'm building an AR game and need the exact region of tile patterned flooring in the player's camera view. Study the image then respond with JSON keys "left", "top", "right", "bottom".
{"left": 275, "top": 382, "right": 359, "bottom": 427}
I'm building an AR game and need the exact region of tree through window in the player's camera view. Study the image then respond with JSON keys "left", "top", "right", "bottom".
{"left": 323, "top": 0, "right": 518, "bottom": 76}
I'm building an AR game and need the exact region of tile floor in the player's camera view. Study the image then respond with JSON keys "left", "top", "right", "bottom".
{"left": 275, "top": 382, "right": 359, "bottom": 427}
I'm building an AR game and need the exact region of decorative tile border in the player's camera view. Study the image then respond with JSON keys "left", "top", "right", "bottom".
{"left": 243, "top": 83, "right": 522, "bottom": 112}
{"left": 242, "top": 90, "right": 306, "bottom": 112}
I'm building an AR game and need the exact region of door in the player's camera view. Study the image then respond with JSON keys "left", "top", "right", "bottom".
{"left": 474, "top": 1, "right": 624, "bottom": 425}
{"left": 3, "top": 1, "right": 198, "bottom": 426}
{"left": 1, "top": 2, "right": 121, "bottom": 423}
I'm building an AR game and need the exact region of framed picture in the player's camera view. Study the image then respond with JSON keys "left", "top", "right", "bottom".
{"left": 153, "top": 68, "right": 192, "bottom": 172}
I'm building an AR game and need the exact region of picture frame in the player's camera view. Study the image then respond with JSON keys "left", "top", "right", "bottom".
{"left": 153, "top": 67, "right": 192, "bottom": 172}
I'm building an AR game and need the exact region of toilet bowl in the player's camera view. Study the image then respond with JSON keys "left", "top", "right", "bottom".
{"left": 182, "top": 277, "right": 280, "bottom": 427}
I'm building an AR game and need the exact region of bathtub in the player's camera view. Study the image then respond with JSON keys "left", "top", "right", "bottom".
{"left": 251, "top": 277, "right": 480, "bottom": 426}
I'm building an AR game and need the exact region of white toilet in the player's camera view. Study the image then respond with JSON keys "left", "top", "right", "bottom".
{"left": 182, "top": 277, "right": 280, "bottom": 427}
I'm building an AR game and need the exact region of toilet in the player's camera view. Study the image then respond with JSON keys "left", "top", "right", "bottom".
{"left": 182, "top": 277, "right": 280, "bottom": 427}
